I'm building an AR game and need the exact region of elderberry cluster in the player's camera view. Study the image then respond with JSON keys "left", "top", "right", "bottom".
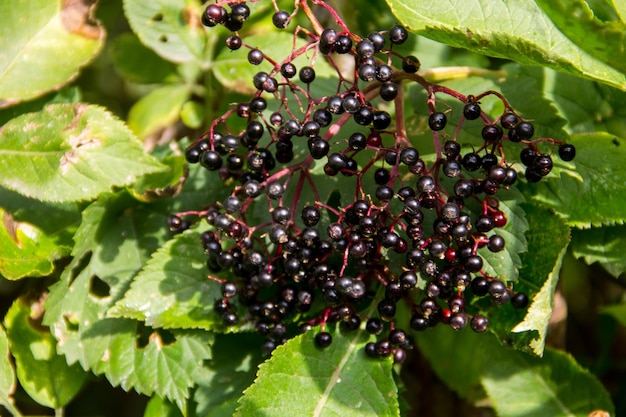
{"left": 170, "top": 0, "right": 576, "bottom": 360}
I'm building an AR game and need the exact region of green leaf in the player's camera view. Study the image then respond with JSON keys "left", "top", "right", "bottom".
{"left": 123, "top": 0, "right": 206, "bottom": 63}
{"left": 0, "top": 208, "right": 70, "bottom": 280}
{"left": 0, "top": 325, "right": 21, "bottom": 417}
{"left": 603, "top": 303, "right": 626, "bottom": 327}
{"left": 522, "top": 133, "right": 626, "bottom": 227}
{"left": 5, "top": 297, "right": 87, "bottom": 409}
{"left": 0, "top": 103, "right": 167, "bottom": 202}
{"left": 42, "top": 193, "right": 211, "bottom": 409}
{"left": 235, "top": 328, "right": 399, "bottom": 417}
{"left": 192, "top": 333, "right": 264, "bottom": 417}
{"left": 109, "top": 33, "right": 179, "bottom": 84}
{"left": 535, "top": 0, "right": 626, "bottom": 74}
{"left": 0, "top": 0, "right": 104, "bottom": 107}
{"left": 385, "top": 0, "right": 626, "bottom": 90}
{"left": 509, "top": 204, "right": 570, "bottom": 355}
{"left": 415, "top": 326, "right": 485, "bottom": 400}
{"left": 109, "top": 229, "right": 225, "bottom": 331}
{"left": 128, "top": 84, "right": 190, "bottom": 139}
{"left": 144, "top": 395, "right": 184, "bottom": 417}
{"left": 570, "top": 225, "right": 626, "bottom": 278}
{"left": 481, "top": 345, "right": 615, "bottom": 417}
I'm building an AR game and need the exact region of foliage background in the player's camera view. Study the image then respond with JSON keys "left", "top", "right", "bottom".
{"left": 1, "top": 0, "right": 626, "bottom": 416}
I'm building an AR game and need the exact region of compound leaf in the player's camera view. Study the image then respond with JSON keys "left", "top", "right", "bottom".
{"left": 0, "top": 0, "right": 105, "bottom": 108}
{"left": 570, "top": 225, "right": 626, "bottom": 278}
{"left": 123, "top": 0, "right": 206, "bottom": 63}
{"left": 385, "top": 0, "right": 626, "bottom": 90}
{"left": 109, "top": 229, "right": 224, "bottom": 331}
{"left": 235, "top": 328, "right": 399, "bottom": 417}
{"left": 0, "top": 103, "right": 167, "bottom": 202}
{"left": 522, "top": 133, "right": 626, "bottom": 227}
{"left": 5, "top": 297, "right": 87, "bottom": 409}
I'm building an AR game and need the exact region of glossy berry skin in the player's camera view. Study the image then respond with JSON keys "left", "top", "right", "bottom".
{"left": 402, "top": 56, "right": 420, "bottom": 73}
{"left": 511, "top": 292, "right": 530, "bottom": 309}
{"left": 379, "top": 82, "right": 398, "bottom": 101}
{"left": 281, "top": 62, "right": 297, "bottom": 78}
{"left": 314, "top": 331, "right": 333, "bottom": 348}
{"left": 248, "top": 49, "right": 264, "bottom": 65}
{"left": 201, "top": 150, "right": 222, "bottom": 170}
{"left": 389, "top": 25, "right": 409, "bottom": 44}
{"left": 429, "top": 112, "right": 447, "bottom": 131}
{"left": 463, "top": 102, "right": 481, "bottom": 120}
{"left": 558, "top": 144, "right": 576, "bottom": 161}
{"left": 515, "top": 121, "right": 535, "bottom": 140}
{"left": 299, "top": 66, "right": 316, "bottom": 83}
{"left": 203, "top": 5, "right": 227, "bottom": 27}
{"left": 272, "top": 10, "right": 290, "bottom": 28}
{"left": 482, "top": 125, "right": 503, "bottom": 142}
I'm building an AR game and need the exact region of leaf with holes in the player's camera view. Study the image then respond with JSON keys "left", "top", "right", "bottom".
{"left": 385, "top": 0, "right": 626, "bottom": 90}
{"left": 235, "top": 328, "right": 399, "bottom": 417}
{"left": 109, "top": 229, "right": 226, "bottom": 331}
{"left": 0, "top": 0, "right": 105, "bottom": 107}
{"left": 42, "top": 192, "right": 211, "bottom": 408}
{"left": 0, "top": 103, "right": 167, "bottom": 202}
{"left": 5, "top": 297, "right": 87, "bottom": 409}
{"left": 123, "top": 0, "right": 206, "bottom": 63}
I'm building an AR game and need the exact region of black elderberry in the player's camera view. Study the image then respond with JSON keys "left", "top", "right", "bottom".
{"left": 488, "top": 280, "right": 510, "bottom": 305}
{"left": 342, "top": 95, "right": 361, "bottom": 113}
{"left": 299, "top": 66, "right": 316, "bottom": 83}
{"left": 358, "top": 64, "right": 377, "bottom": 82}
{"left": 515, "top": 121, "right": 535, "bottom": 140}
{"left": 558, "top": 143, "right": 576, "bottom": 161}
{"left": 302, "top": 121, "right": 320, "bottom": 137}
{"left": 319, "top": 29, "right": 338, "bottom": 54}
{"left": 429, "top": 112, "right": 447, "bottom": 131}
{"left": 226, "top": 35, "right": 242, "bottom": 50}
{"left": 400, "top": 147, "right": 420, "bottom": 165}
{"left": 511, "top": 292, "right": 530, "bottom": 309}
{"left": 313, "top": 108, "right": 332, "bottom": 127}
{"left": 470, "top": 314, "right": 489, "bottom": 333}
{"left": 354, "top": 107, "right": 374, "bottom": 126}
{"left": 463, "top": 102, "right": 481, "bottom": 120}
{"left": 335, "top": 35, "right": 353, "bottom": 53}
{"left": 375, "top": 64, "right": 393, "bottom": 82}
{"left": 378, "top": 299, "right": 397, "bottom": 321}
{"left": 481, "top": 153, "right": 498, "bottom": 170}
{"left": 280, "top": 62, "right": 297, "bottom": 78}
{"left": 471, "top": 276, "right": 490, "bottom": 296}
{"left": 379, "top": 82, "right": 398, "bottom": 101}
{"left": 272, "top": 10, "right": 290, "bottom": 28}
{"left": 376, "top": 185, "right": 395, "bottom": 202}
{"left": 461, "top": 152, "right": 482, "bottom": 172}
{"left": 185, "top": 147, "right": 201, "bottom": 164}
{"left": 500, "top": 112, "right": 518, "bottom": 129}
{"left": 267, "top": 181, "right": 285, "bottom": 199}
{"left": 308, "top": 137, "right": 330, "bottom": 159}
{"left": 520, "top": 147, "right": 537, "bottom": 167}
{"left": 402, "top": 56, "right": 420, "bottom": 73}
{"left": 252, "top": 71, "right": 269, "bottom": 90}
{"left": 356, "top": 39, "right": 375, "bottom": 58}
{"left": 314, "top": 331, "right": 333, "bottom": 348}
{"left": 488, "top": 234, "right": 506, "bottom": 252}
{"left": 482, "top": 124, "right": 503, "bottom": 142}
{"left": 373, "top": 111, "right": 392, "bottom": 130}
{"left": 230, "top": 3, "right": 250, "bottom": 23}
{"left": 389, "top": 25, "right": 408, "bottom": 44}
{"left": 301, "top": 206, "right": 321, "bottom": 226}
{"left": 533, "top": 154, "right": 553, "bottom": 176}
{"left": 443, "top": 159, "right": 462, "bottom": 177}
{"left": 248, "top": 49, "right": 264, "bottom": 65}
{"left": 201, "top": 150, "right": 223, "bottom": 170}
{"left": 203, "top": 5, "right": 227, "bottom": 27}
